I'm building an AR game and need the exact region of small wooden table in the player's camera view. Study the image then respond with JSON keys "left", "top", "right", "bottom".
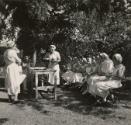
{"left": 30, "top": 67, "right": 57, "bottom": 100}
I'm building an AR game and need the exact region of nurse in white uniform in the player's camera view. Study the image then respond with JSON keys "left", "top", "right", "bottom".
{"left": 4, "top": 42, "right": 26, "bottom": 103}
{"left": 44, "top": 45, "right": 61, "bottom": 85}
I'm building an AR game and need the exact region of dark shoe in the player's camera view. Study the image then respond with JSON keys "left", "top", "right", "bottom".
{"left": 13, "top": 100, "right": 20, "bottom": 104}
{"left": 8, "top": 95, "right": 13, "bottom": 103}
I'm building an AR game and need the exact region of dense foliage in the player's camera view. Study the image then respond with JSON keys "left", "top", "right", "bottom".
{"left": 0, "top": 0, "right": 130, "bottom": 66}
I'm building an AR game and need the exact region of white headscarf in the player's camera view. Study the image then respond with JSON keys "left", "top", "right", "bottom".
{"left": 50, "top": 45, "right": 56, "bottom": 50}
{"left": 113, "top": 53, "right": 123, "bottom": 63}
{"left": 100, "top": 52, "right": 109, "bottom": 60}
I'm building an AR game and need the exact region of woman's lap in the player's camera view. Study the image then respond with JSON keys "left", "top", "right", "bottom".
{"left": 87, "top": 75, "right": 122, "bottom": 98}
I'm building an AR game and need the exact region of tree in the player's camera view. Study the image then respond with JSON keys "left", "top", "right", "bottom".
{"left": 0, "top": 0, "right": 129, "bottom": 64}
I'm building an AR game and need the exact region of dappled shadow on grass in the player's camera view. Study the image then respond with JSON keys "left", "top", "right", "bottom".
{"left": 0, "top": 118, "right": 8, "bottom": 124}
{"left": 28, "top": 87, "right": 117, "bottom": 119}
{"left": 15, "top": 93, "right": 51, "bottom": 115}
{"left": 26, "top": 100, "right": 50, "bottom": 115}
{"left": 52, "top": 88, "right": 116, "bottom": 116}
{"left": 115, "top": 81, "right": 131, "bottom": 101}
{"left": 10, "top": 86, "right": 131, "bottom": 120}
{"left": 53, "top": 88, "right": 95, "bottom": 112}
{"left": 56, "top": 89, "right": 127, "bottom": 120}
{"left": 19, "top": 88, "right": 115, "bottom": 116}
{"left": 114, "top": 89, "right": 131, "bottom": 101}
{"left": 92, "top": 108, "right": 126, "bottom": 120}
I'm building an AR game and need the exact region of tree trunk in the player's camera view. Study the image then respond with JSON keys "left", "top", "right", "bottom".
{"left": 33, "top": 49, "right": 37, "bottom": 67}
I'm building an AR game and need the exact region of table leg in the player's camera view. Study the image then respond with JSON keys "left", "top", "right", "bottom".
{"left": 41, "top": 75, "right": 44, "bottom": 86}
{"left": 53, "top": 72, "right": 57, "bottom": 100}
{"left": 30, "top": 74, "right": 34, "bottom": 93}
{"left": 35, "top": 74, "right": 39, "bottom": 99}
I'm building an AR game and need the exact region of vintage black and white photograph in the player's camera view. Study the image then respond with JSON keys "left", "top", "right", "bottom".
{"left": 0, "top": 0, "right": 131, "bottom": 125}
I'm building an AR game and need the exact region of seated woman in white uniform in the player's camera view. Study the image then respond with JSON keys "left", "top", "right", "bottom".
{"left": 62, "top": 63, "right": 84, "bottom": 85}
{"left": 62, "top": 57, "right": 85, "bottom": 85}
{"left": 87, "top": 53, "right": 114, "bottom": 102}
{"left": 4, "top": 42, "right": 26, "bottom": 103}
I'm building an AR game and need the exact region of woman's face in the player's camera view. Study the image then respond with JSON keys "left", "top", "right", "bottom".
{"left": 25, "top": 56, "right": 29, "bottom": 61}
{"left": 100, "top": 54, "right": 108, "bottom": 62}
{"left": 87, "top": 57, "right": 92, "bottom": 64}
{"left": 50, "top": 46, "right": 55, "bottom": 53}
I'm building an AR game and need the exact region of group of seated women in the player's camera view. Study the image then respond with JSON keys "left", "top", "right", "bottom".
{"left": 62, "top": 52, "right": 125, "bottom": 103}
{"left": 86, "top": 53, "right": 125, "bottom": 103}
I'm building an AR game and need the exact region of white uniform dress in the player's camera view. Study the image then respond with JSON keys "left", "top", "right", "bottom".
{"left": 46, "top": 51, "right": 61, "bottom": 85}
{"left": 4, "top": 49, "right": 26, "bottom": 95}
{"left": 94, "top": 64, "right": 125, "bottom": 99}
{"left": 62, "top": 70, "right": 83, "bottom": 84}
{"left": 87, "top": 59, "right": 114, "bottom": 98}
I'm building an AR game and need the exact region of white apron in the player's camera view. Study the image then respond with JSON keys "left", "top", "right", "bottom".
{"left": 5, "top": 63, "right": 26, "bottom": 95}
{"left": 48, "top": 51, "right": 60, "bottom": 85}
{"left": 4, "top": 49, "right": 26, "bottom": 95}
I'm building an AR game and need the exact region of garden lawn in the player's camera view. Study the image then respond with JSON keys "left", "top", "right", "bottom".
{"left": 0, "top": 87, "right": 131, "bottom": 125}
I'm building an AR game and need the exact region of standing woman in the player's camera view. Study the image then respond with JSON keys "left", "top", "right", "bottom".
{"left": 44, "top": 45, "right": 61, "bottom": 85}
{"left": 4, "top": 42, "right": 26, "bottom": 103}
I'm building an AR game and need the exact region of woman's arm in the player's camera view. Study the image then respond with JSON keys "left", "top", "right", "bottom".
{"left": 117, "top": 65, "right": 126, "bottom": 78}
{"left": 13, "top": 50, "right": 21, "bottom": 64}
{"left": 110, "top": 65, "right": 126, "bottom": 80}
{"left": 57, "top": 52, "right": 61, "bottom": 63}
